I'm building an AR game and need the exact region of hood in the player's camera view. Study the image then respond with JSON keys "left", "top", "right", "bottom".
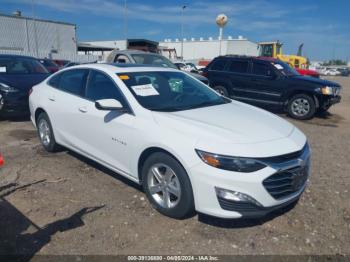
{"left": 291, "top": 75, "right": 340, "bottom": 87}
{"left": 152, "top": 101, "right": 295, "bottom": 145}
{"left": 0, "top": 73, "right": 49, "bottom": 92}
{"left": 189, "top": 72, "right": 208, "bottom": 81}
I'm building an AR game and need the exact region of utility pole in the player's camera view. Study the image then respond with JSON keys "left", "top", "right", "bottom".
{"left": 31, "top": 0, "right": 39, "bottom": 58}
{"left": 124, "top": 0, "right": 128, "bottom": 40}
{"left": 180, "top": 5, "right": 186, "bottom": 60}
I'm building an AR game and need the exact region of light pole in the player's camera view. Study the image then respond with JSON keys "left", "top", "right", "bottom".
{"left": 31, "top": 0, "right": 39, "bottom": 57}
{"left": 124, "top": 0, "right": 128, "bottom": 40}
{"left": 180, "top": 5, "right": 186, "bottom": 60}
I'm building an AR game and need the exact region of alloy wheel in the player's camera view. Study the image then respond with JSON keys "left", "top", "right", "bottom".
{"left": 291, "top": 98, "right": 310, "bottom": 117}
{"left": 38, "top": 119, "right": 51, "bottom": 146}
{"left": 147, "top": 163, "right": 181, "bottom": 209}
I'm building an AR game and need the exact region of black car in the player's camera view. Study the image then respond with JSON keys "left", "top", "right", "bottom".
{"left": 0, "top": 54, "right": 49, "bottom": 116}
{"left": 203, "top": 56, "right": 341, "bottom": 120}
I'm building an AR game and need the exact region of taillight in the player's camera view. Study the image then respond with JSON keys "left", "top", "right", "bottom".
{"left": 29, "top": 88, "right": 33, "bottom": 96}
{"left": 0, "top": 154, "right": 4, "bottom": 167}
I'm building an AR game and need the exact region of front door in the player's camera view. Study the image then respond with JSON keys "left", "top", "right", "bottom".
{"left": 76, "top": 70, "right": 136, "bottom": 176}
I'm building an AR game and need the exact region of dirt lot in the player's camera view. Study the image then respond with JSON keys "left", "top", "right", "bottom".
{"left": 0, "top": 77, "right": 349, "bottom": 256}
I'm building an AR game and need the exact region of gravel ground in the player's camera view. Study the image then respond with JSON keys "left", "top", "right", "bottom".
{"left": 0, "top": 76, "right": 349, "bottom": 256}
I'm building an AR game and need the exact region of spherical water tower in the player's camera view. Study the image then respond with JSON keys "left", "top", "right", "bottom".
{"left": 216, "top": 14, "right": 228, "bottom": 55}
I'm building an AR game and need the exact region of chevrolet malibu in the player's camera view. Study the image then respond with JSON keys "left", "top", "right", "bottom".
{"left": 29, "top": 64, "right": 311, "bottom": 219}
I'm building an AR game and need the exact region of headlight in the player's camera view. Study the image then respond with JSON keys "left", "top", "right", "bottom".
{"left": 195, "top": 150, "right": 266, "bottom": 173}
{"left": 320, "top": 86, "right": 334, "bottom": 95}
{"left": 0, "top": 83, "right": 19, "bottom": 93}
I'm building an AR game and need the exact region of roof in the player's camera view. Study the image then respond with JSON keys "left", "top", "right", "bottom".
{"left": 0, "top": 12, "right": 76, "bottom": 27}
{"left": 59, "top": 63, "right": 179, "bottom": 74}
{"left": 77, "top": 43, "right": 114, "bottom": 52}
{"left": 0, "top": 54, "right": 38, "bottom": 60}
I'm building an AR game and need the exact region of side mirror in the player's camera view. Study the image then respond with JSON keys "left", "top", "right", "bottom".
{"left": 95, "top": 99, "right": 124, "bottom": 111}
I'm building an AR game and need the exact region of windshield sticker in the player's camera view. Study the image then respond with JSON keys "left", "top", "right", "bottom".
{"left": 273, "top": 64, "right": 284, "bottom": 70}
{"left": 131, "top": 84, "right": 159, "bottom": 96}
{"left": 0, "top": 67, "right": 6, "bottom": 73}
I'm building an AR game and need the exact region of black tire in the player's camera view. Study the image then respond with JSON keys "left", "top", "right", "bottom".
{"left": 213, "top": 85, "right": 229, "bottom": 97}
{"left": 141, "top": 152, "right": 195, "bottom": 219}
{"left": 36, "top": 112, "right": 60, "bottom": 152}
{"left": 287, "top": 94, "right": 316, "bottom": 120}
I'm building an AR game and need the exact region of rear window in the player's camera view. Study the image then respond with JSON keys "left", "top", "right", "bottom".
{"left": 58, "top": 69, "right": 88, "bottom": 96}
{"left": 210, "top": 59, "right": 227, "bottom": 71}
{"left": 0, "top": 57, "right": 48, "bottom": 74}
{"left": 228, "top": 60, "right": 248, "bottom": 73}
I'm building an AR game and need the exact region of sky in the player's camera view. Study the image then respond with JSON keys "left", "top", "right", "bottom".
{"left": 1, "top": 0, "right": 349, "bottom": 61}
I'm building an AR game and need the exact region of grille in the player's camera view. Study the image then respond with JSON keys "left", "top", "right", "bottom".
{"left": 258, "top": 143, "right": 308, "bottom": 164}
{"left": 263, "top": 163, "right": 309, "bottom": 200}
{"left": 218, "top": 197, "right": 263, "bottom": 212}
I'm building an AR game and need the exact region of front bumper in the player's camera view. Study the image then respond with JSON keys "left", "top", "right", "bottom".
{"left": 0, "top": 91, "right": 29, "bottom": 115}
{"left": 189, "top": 144, "right": 310, "bottom": 219}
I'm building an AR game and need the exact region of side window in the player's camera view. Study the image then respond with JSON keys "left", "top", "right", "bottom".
{"left": 228, "top": 60, "right": 248, "bottom": 74}
{"left": 86, "top": 70, "right": 126, "bottom": 105}
{"left": 48, "top": 73, "right": 61, "bottom": 88}
{"left": 252, "top": 62, "right": 273, "bottom": 76}
{"left": 115, "top": 55, "right": 130, "bottom": 63}
{"left": 58, "top": 69, "right": 88, "bottom": 96}
{"left": 210, "top": 59, "right": 227, "bottom": 71}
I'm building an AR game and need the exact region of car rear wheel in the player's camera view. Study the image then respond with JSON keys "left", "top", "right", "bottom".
{"left": 213, "top": 86, "right": 229, "bottom": 97}
{"left": 37, "top": 112, "right": 60, "bottom": 152}
{"left": 142, "top": 152, "right": 195, "bottom": 219}
{"left": 287, "top": 94, "right": 316, "bottom": 120}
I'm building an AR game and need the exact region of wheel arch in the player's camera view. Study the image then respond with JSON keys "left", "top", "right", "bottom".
{"left": 137, "top": 147, "right": 188, "bottom": 184}
{"left": 34, "top": 107, "right": 47, "bottom": 124}
{"left": 284, "top": 90, "right": 319, "bottom": 109}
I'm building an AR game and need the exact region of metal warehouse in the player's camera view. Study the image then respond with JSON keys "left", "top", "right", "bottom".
{"left": 0, "top": 12, "right": 77, "bottom": 58}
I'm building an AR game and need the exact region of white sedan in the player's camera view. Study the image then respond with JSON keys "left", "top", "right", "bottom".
{"left": 29, "top": 64, "right": 310, "bottom": 219}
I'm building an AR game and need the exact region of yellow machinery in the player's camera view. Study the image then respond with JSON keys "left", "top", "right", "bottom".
{"left": 258, "top": 41, "right": 309, "bottom": 69}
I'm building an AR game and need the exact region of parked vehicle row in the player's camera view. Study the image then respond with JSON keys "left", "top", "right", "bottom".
{"left": 29, "top": 63, "right": 310, "bottom": 219}
{"left": 202, "top": 55, "right": 341, "bottom": 120}
{"left": 318, "top": 67, "right": 350, "bottom": 76}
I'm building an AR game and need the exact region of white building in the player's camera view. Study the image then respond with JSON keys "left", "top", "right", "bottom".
{"left": 160, "top": 36, "right": 258, "bottom": 61}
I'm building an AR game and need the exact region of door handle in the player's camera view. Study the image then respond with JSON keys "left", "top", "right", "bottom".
{"left": 48, "top": 95, "right": 55, "bottom": 101}
{"left": 78, "top": 106, "right": 88, "bottom": 113}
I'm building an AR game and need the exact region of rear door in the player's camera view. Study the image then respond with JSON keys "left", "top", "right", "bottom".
{"left": 244, "top": 61, "right": 283, "bottom": 107}
{"left": 46, "top": 69, "right": 90, "bottom": 150}
{"left": 225, "top": 59, "right": 250, "bottom": 100}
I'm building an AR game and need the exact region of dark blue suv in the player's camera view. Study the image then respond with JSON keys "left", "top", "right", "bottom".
{"left": 0, "top": 54, "right": 49, "bottom": 116}
{"left": 203, "top": 56, "right": 342, "bottom": 120}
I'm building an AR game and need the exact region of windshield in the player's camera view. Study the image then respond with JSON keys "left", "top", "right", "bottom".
{"left": 131, "top": 54, "right": 177, "bottom": 69}
{"left": 118, "top": 71, "right": 230, "bottom": 112}
{"left": 271, "top": 61, "right": 300, "bottom": 76}
{"left": 0, "top": 57, "right": 48, "bottom": 74}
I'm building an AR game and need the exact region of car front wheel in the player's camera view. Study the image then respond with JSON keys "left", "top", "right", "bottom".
{"left": 142, "top": 152, "right": 195, "bottom": 219}
{"left": 287, "top": 94, "right": 316, "bottom": 120}
{"left": 37, "top": 112, "right": 60, "bottom": 152}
